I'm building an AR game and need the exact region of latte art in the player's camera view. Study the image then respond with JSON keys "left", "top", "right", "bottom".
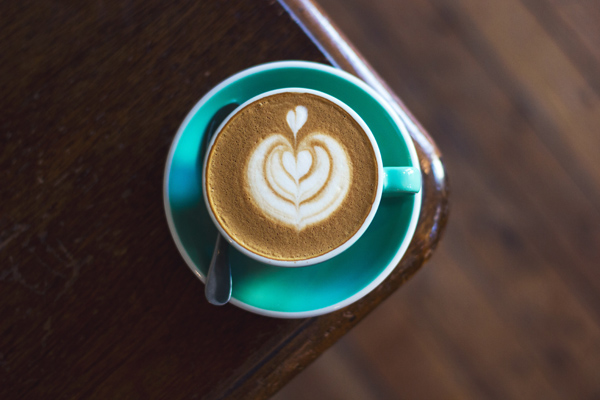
{"left": 205, "top": 91, "right": 378, "bottom": 261}
{"left": 247, "top": 131, "right": 351, "bottom": 230}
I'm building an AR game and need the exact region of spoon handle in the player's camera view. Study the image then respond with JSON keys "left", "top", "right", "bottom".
{"left": 205, "top": 234, "right": 232, "bottom": 305}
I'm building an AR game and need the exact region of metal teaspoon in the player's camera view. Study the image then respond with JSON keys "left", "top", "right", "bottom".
{"left": 203, "top": 103, "right": 239, "bottom": 305}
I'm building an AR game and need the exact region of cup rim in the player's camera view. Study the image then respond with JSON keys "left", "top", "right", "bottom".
{"left": 202, "top": 88, "right": 384, "bottom": 267}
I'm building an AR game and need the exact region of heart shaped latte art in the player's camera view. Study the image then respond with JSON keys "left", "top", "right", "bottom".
{"left": 246, "top": 106, "right": 352, "bottom": 230}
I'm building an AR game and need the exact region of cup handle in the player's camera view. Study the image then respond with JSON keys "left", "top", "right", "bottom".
{"left": 383, "top": 167, "right": 422, "bottom": 196}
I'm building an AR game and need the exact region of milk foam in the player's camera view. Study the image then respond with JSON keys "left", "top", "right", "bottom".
{"left": 246, "top": 106, "right": 351, "bottom": 230}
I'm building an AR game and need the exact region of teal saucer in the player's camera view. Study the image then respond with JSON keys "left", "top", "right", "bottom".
{"left": 163, "top": 61, "right": 422, "bottom": 318}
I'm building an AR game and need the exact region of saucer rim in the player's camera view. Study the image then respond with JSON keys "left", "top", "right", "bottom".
{"left": 163, "top": 60, "right": 422, "bottom": 318}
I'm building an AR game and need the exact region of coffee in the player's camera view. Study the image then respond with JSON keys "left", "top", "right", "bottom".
{"left": 205, "top": 91, "right": 379, "bottom": 261}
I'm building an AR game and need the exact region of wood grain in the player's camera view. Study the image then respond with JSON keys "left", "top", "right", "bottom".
{"left": 275, "top": 0, "right": 600, "bottom": 398}
{"left": 0, "top": 0, "right": 447, "bottom": 399}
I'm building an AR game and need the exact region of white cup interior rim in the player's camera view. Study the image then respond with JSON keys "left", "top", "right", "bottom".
{"left": 202, "top": 87, "right": 384, "bottom": 267}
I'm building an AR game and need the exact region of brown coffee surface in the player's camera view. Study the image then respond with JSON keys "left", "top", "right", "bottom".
{"left": 205, "top": 92, "right": 378, "bottom": 261}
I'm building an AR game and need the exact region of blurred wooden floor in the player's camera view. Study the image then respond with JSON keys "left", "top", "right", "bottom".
{"left": 274, "top": 0, "right": 600, "bottom": 399}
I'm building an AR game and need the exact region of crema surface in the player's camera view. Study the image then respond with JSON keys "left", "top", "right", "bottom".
{"left": 205, "top": 92, "right": 378, "bottom": 261}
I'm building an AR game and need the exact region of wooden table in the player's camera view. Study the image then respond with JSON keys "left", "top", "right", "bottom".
{"left": 0, "top": 1, "right": 448, "bottom": 398}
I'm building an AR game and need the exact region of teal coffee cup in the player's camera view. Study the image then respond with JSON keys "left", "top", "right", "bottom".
{"left": 165, "top": 61, "right": 422, "bottom": 317}
{"left": 202, "top": 87, "right": 420, "bottom": 267}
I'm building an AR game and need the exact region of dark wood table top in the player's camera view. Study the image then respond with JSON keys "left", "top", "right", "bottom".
{"left": 0, "top": 0, "right": 448, "bottom": 398}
